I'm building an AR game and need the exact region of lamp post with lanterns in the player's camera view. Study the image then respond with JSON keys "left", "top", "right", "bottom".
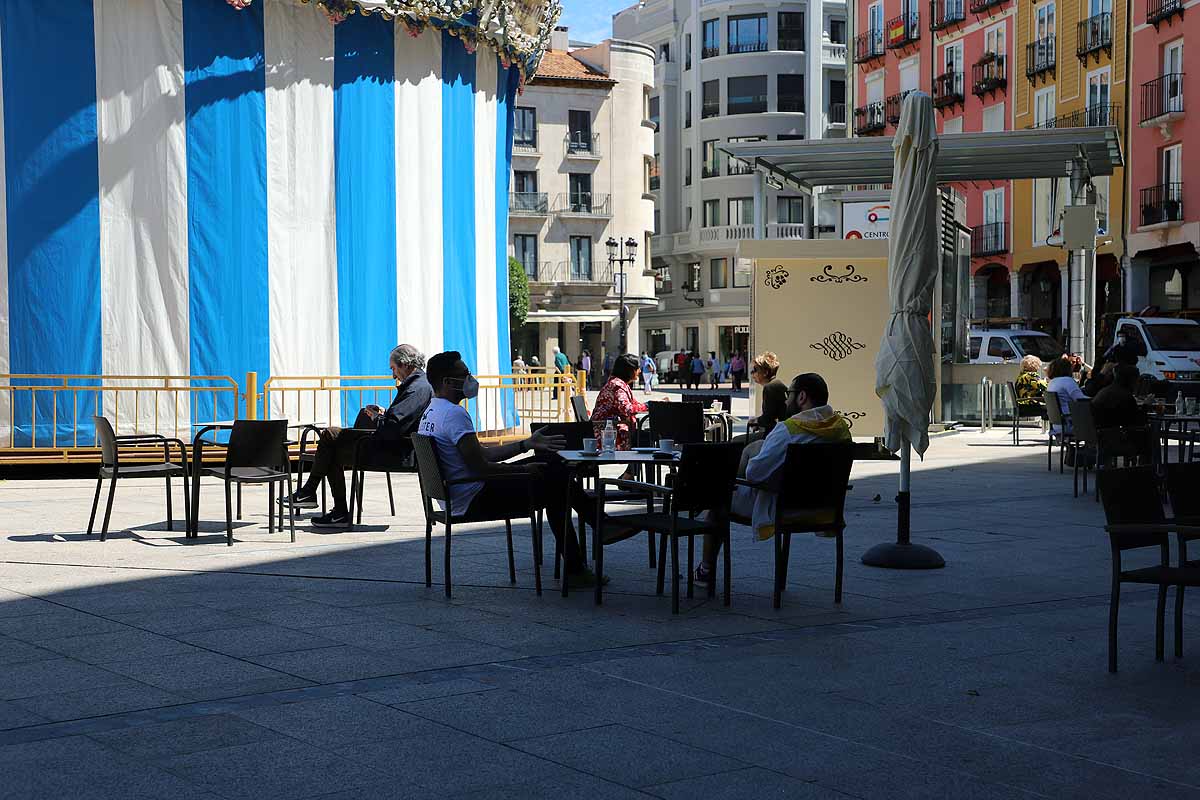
{"left": 606, "top": 236, "right": 639, "bottom": 355}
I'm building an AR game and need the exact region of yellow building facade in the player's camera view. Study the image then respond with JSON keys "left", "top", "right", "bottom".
{"left": 1011, "top": 0, "right": 1128, "bottom": 344}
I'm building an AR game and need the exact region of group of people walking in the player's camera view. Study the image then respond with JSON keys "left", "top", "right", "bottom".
{"left": 671, "top": 350, "right": 748, "bottom": 391}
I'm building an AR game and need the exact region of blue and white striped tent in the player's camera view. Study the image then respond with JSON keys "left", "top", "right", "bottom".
{"left": 0, "top": 0, "right": 558, "bottom": 444}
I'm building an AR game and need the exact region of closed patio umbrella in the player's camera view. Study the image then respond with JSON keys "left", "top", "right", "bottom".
{"left": 862, "top": 92, "right": 945, "bottom": 570}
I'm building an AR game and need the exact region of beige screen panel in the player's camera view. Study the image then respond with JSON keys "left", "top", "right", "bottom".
{"left": 747, "top": 241, "right": 889, "bottom": 439}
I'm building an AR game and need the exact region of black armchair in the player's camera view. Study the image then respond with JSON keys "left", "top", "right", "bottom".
{"left": 198, "top": 420, "right": 296, "bottom": 546}
{"left": 88, "top": 416, "right": 189, "bottom": 541}
{"left": 411, "top": 433, "right": 543, "bottom": 599}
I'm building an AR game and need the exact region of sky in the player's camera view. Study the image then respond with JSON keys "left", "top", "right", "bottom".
{"left": 559, "top": 0, "right": 631, "bottom": 44}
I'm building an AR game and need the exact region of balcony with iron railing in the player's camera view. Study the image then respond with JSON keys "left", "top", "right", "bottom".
{"left": 553, "top": 192, "right": 612, "bottom": 217}
{"left": 509, "top": 192, "right": 548, "bottom": 215}
{"left": 702, "top": 100, "right": 720, "bottom": 118}
{"left": 886, "top": 90, "right": 913, "bottom": 124}
{"left": 829, "top": 103, "right": 847, "bottom": 126}
{"left": 971, "top": 222, "right": 1008, "bottom": 256}
{"left": 702, "top": 44, "right": 720, "bottom": 58}
{"left": 933, "top": 71, "right": 964, "bottom": 109}
{"left": 930, "top": 0, "right": 965, "bottom": 31}
{"left": 701, "top": 161, "right": 721, "bottom": 179}
{"left": 972, "top": 54, "right": 1006, "bottom": 95}
{"left": 727, "top": 156, "right": 755, "bottom": 176}
{"left": 887, "top": 12, "right": 921, "bottom": 48}
{"left": 854, "top": 30, "right": 885, "bottom": 63}
{"left": 1146, "top": 0, "right": 1183, "bottom": 25}
{"left": 565, "top": 133, "right": 600, "bottom": 158}
{"left": 1140, "top": 74, "right": 1185, "bottom": 126}
{"left": 1026, "top": 36, "right": 1055, "bottom": 80}
{"left": 1140, "top": 183, "right": 1184, "bottom": 227}
{"left": 1076, "top": 13, "right": 1112, "bottom": 60}
{"left": 728, "top": 39, "right": 768, "bottom": 54}
{"left": 1030, "top": 103, "right": 1120, "bottom": 129}
{"left": 969, "top": 0, "right": 1005, "bottom": 12}
{"left": 512, "top": 139, "right": 539, "bottom": 156}
{"left": 854, "top": 102, "right": 886, "bottom": 135}
{"left": 546, "top": 261, "right": 616, "bottom": 284}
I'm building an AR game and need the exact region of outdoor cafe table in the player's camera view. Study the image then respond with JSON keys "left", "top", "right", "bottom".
{"left": 556, "top": 448, "right": 681, "bottom": 603}
{"left": 187, "top": 420, "right": 321, "bottom": 539}
{"left": 1146, "top": 412, "right": 1200, "bottom": 464}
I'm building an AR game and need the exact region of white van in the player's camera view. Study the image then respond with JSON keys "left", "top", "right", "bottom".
{"left": 968, "top": 328, "right": 1064, "bottom": 364}
{"left": 1112, "top": 316, "right": 1200, "bottom": 395}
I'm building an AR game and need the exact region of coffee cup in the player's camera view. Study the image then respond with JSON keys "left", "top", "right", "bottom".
{"left": 582, "top": 438, "right": 598, "bottom": 454}
{"left": 658, "top": 438, "right": 674, "bottom": 453}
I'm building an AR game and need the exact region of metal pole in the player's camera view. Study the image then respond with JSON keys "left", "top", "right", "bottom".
{"left": 618, "top": 243, "right": 627, "bottom": 355}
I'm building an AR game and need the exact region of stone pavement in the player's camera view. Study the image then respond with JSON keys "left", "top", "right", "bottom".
{"left": 0, "top": 427, "right": 1197, "bottom": 799}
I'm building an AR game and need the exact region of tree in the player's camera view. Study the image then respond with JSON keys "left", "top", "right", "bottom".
{"left": 508, "top": 257, "right": 529, "bottom": 331}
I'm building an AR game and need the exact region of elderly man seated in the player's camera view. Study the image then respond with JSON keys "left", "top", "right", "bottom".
{"left": 282, "top": 344, "right": 433, "bottom": 528}
{"left": 695, "top": 372, "right": 851, "bottom": 585}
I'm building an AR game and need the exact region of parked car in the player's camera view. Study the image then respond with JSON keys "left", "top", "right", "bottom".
{"left": 1112, "top": 316, "right": 1200, "bottom": 397}
{"left": 968, "top": 328, "right": 1064, "bottom": 365}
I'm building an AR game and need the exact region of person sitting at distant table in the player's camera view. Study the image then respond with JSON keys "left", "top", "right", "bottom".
{"left": 746, "top": 351, "right": 788, "bottom": 439}
{"left": 1014, "top": 355, "right": 1048, "bottom": 409}
{"left": 696, "top": 372, "right": 851, "bottom": 585}
{"left": 1046, "top": 355, "right": 1087, "bottom": 434}
{"left": 282, "top": 344, "right": 432, "bottom": 528}
{"left": 1090, "top": 365, "right": 1150, "bottom": 464}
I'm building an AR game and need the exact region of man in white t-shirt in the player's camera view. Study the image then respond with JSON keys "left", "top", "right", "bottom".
{"left": 418, "top": 351, "right": 614, "bottom": 586}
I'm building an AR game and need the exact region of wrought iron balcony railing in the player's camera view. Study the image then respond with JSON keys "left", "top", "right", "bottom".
{"left": 1140, "top": 73, "right": 1185, "bottom": 125}
{"left": 565, "top": 133, "right": 600, "bottom": 157}
{"left": 930, "top": 0, "right": 965, "bottom": 31}
{"left": 969, "top": 0, "right": 1004, "bottom": 12}
{"left": 509, "top": 192, "right": 548, "bottom": 215}
{"left": 701, "top": 45, "right": 720, "bottom": 59}
{"left": 1026, "top": 36, "right": 1055, "bottom": 80}
{"left": 933, "top": 71, "right": 964, "bottom": 109}
{"left": 854, "top": 102, "right": 886, "bottom": 135}
{"left": 1077, "top": 13, "right": 1112, "bottom": 59}
{"left": 972, "top": 54, "right": 1006, "bottom": 95}
{"left": 828, "top": 102, "right": 847, "bottom": 125}
{"left": 553, "top": 193, "right": 612, "bottom": 216}
{"left": 886, "top": 90, "right": 913, "bottom": 124}
{"left": 1030, "top": 104, "right": 1120, "bottom": 129}
{"left": 886, "top": 12, "right": 921, "bottom": 48}
{"left": 1146, "top": 0, "right": 1183, "bottom": 25}
{"left": 854, "top": 30, "right": 885, "bottom": 63}
{"left": 971, "top": 222, "right": 1008, "bottom": 256}
{"left": 1140, "top": 183, "right": 1184, "bottom": 227}
{"left": 728, "top": 40, "right": 768, "bottom": 54}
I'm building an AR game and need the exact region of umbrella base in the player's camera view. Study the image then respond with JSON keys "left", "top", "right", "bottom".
{"left": 861, "top": 542, "right": 946, "bottom": 569}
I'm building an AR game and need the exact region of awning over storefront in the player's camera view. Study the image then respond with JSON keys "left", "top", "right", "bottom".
{"left": 524, "top": 310, "right": 620, "bottom": 324}
{"left": 720, "top": 128, "right": 1123, "bottom": 192}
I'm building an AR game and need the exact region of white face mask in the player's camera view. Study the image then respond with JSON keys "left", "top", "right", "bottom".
{"left": 462, "top": 374, "right": 479, "bottom": 399}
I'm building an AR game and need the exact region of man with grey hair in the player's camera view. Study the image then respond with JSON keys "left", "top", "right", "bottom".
{"left": 282, "top": 344, "right": 433, "bottom": 528}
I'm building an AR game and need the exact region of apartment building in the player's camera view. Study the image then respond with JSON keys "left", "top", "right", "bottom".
{"left": 1126, "top": 0, "right": 1196, "bottom": 315}
{"left": 1009, "top": 0, "right": 1127, "bottom": 342}
{"left": 509, "top": 30, "right": 657, "bottom": 368}
{"left": 614, "top": 0, "right": 849, "bottom": 364}
{"left": 853, "top": 0, "right": 1018, "bottom": 325}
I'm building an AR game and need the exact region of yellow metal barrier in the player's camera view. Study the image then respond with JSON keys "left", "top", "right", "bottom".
{"left": 0, "top": 374, "right": 240, "bottom": 465}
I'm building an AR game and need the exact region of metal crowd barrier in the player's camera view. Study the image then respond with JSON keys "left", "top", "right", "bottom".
{"left": 978, "top": 377, "right": 994, "bottom": 431}
{"left": 0, "top": 374, "right": 240, "bottom": 464}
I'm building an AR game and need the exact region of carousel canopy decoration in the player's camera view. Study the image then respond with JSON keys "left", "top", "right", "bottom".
{"left": 227, "top": 0, "right": 562, "bottom": 79}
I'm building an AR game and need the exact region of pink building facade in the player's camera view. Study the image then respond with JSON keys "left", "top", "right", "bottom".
{"left": 854, "top": 0, "right": 1018, "bottom": 320}
{"left": 1126, "top": 1, "right": 1198, "bottom": 314}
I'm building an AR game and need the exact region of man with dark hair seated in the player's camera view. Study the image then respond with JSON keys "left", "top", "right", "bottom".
{"left": 282, "top": 344, "right": 432, "bottom": 528}
{"left": 1091, "top": 364, "right": 1150, "bottom": 464}
{"left": 695, "top": 372, "right": 851, "bottom": 585}
{"left": 419, "top": 350, "right": 630, "bottom": 586}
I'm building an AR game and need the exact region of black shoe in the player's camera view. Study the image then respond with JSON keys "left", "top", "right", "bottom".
{"left": 279, "top": 490, "right": 318, "bottom": 509}
{"left": 311, "top": 510, "right": 352, "bottom": 529}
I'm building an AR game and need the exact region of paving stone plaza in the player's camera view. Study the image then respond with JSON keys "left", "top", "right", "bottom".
{"left": 1, "top": 421, "right": 1198, "bottom": 799}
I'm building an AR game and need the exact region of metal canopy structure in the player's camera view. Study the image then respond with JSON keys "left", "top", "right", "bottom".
{"left": 720, "top": 128, "right": 1123, "bottom": 192}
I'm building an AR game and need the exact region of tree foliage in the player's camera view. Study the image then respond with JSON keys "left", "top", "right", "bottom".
{"left": 508, "top": 257, "right": 529, "bottom": 330}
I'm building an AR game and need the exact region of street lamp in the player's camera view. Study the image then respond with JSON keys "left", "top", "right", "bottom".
{"left": 606, "top": 236, "right": 639, "bottom": 355}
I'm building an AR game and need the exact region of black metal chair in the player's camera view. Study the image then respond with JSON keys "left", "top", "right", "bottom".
{"left": 1068, "top": 398, "right": 1098, "bottom": 499}
{"left": 732, "top": 442, "right": 855, "bottom": 608}
{"left": 595, "top": 442, "right": 743, "bottom": 613}
{"left": 1044, "top": 390, "right": 1073, "bottom": 473}
{"left": 1005, "top": 381, "right": 1045, "bottom": 446}
{"left": 411, "top": 433, "right": 543, "bottom": 599}
{"left": 349, "top": 435, "right": 415, "bottom": 525}
{"left": 199, "top": 420, "right": 296, "bottom": 546}
{"left": 88, "top": 416, "right": 189, "bottom": 541}
{"left": 647, "top": 401, "right": 721, "bottom": 445}
{"left": 1095, "top": 467, "right": 1200, "bottom": 672}
{"left": 1164, "top": 463, "right": 1200, "bottom": 660}
{"left": 571, "top": 394, "right": 591, "bottom": 423}
{"left": 681, "top": 392, "right": 735, "bottom": 440}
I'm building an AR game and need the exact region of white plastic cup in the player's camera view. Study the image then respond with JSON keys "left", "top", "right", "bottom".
{"left": 658, "top": 438, "right": 674, "bottom": 453}
{"left": 582, "top": 438, "right": 598, "bottom": 454}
